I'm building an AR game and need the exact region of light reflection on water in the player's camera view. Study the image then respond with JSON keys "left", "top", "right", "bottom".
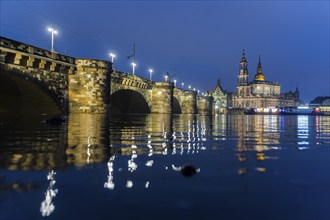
{"left": 297, "top": 115, "right": 309, "bottom": 146}
{"left": 0, "top": 114, "right": 329, "bottom": 219}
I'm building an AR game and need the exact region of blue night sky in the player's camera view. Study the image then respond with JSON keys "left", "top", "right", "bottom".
{"left": 1, "top": 1, "right": 329, "bottom": 102}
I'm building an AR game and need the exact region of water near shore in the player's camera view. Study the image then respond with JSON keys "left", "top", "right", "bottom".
{"left": 0, "top": 114, "right": 329, "bottom": 220}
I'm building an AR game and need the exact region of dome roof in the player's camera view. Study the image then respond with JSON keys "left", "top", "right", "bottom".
{"left": 255, "top": 55, "right": 264, "bottom": 81}
{"left": 254, "top": 73, "right": 265, "bottom": 81}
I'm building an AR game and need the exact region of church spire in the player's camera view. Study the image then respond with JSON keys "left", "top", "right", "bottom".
{"left": 254, "top": 54, "right": 265, "bottom": 81}
{"left": 240, "top": 49, "right": 247, "bottom": 63}
{"left": 257, "top": 54, "right": 262, "bottom": 74}
{"left": 216, "top": 78, "right": 223, "bottom": 91}
{"left": 217, "top": 78, "right": 221, "bottom": 87}
{"left": 238, "top": 49, "right": 249, "bottom": 85}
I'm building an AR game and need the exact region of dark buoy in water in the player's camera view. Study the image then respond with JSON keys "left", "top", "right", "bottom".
{"left": 181, "top": 164, "right": 197, "bottom": 177}
{"left": 45, "top": 117, "right": 65, "bottom": 125}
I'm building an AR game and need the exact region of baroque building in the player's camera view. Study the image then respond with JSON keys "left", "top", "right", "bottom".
{"left": 280, "top": 87, "right": 301, "bottom": 107}
{"left": 207, "top": 79, "right": 227, "bottom": 114}
{"left": 230, "top": 50, "right": 299, "bottom": 109}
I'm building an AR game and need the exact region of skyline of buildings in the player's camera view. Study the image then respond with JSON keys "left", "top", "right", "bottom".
{"left": 1, "top": 35, "right": 324, "bottom": 114}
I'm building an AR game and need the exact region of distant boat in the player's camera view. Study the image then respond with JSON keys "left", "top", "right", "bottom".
{"left": 244, "top": 106, "right": 324, "bottom": 115}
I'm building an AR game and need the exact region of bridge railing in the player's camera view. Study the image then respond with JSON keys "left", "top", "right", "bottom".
{"left": 112, "top": 70, "right": 153, "bottom": 83}
{"left": 0, "top": 36, "right": 75, "bottom": 65}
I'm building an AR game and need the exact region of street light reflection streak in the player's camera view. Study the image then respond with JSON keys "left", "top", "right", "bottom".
{"left": 87, "top": 136, "right": 91, "bottom": 164}
{"left": 147, "top": 136, "right": 153, "bottom": 156}
{"left": 128, "top": 145, "right": 138, "bottom": 172}
{"left": 104, "top": 156, "right": 116, "bottom": 190}
{"left": 145, "top": 181, "right": 150, "bottom": 188}
{"left": 40, "top": 170, "right": 58, "bottom": 217}
{"left": 172, "top": 143, "right": 177, "bottom": 155}
{"left": 126, "top": 180, "right": 133, "bottom": 188}
{"left": 145, "top": 160, "right": 154, "bottom": 167}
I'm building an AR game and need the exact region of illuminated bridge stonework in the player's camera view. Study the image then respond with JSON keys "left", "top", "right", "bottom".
{"left": 0, "top": 36, "right": 211, "bottom": 115}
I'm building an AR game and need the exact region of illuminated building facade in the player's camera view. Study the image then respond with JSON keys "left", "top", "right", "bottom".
{"left": 280, "top": 88, "right": 301, "bottom": 107}
{"left": 207, "top": 79, "right": 227, "bottom": 114}
{"left": 310, "top": 96, "right": 330, "bottom": 114}
{"left": 230, "top": 50, "right": 300, "bottom": 109}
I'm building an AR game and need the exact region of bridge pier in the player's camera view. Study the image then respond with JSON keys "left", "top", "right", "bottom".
{"left": 197, "top": 96, "right": 213, "bottom": 115}
{"left": 182, "top": 91, "right": 197, "bottom": 114}
{"left": 68, "top": 59, "right": 111, "bottom": 113}
{"left": 151, "top": 82, "right": 174, "bottom": 114}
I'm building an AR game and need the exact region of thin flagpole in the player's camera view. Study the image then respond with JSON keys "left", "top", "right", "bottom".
{"left": 133, "top": 43, "right": 135, "bottom": 63}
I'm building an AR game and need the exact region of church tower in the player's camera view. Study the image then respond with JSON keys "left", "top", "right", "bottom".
{"left": 254, "top": 54, "right": 265, "bottom": 81}
{"left": 238, "top": 49, "right": 249, "bottom": 85}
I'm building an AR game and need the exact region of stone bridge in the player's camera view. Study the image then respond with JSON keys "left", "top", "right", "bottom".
{"left": 0, "top": 36, "right": 212, "bottom": 115}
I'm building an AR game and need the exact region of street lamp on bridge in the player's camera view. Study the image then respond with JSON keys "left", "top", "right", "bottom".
{"left": 174, "top": 79, "right": 177, "bottom": 87}
{"left": 182, "top": 82, "right": 184, "bottom": 89}
{"left": 164, "top": 73, "right": 169, "bottom": 82}
{"left": 149, "top": 68, "right": 153, "bottom": 81}
{"left": 48, "top": 27, "right": 58, "bottom": 52}
{"left": 132, "top": 62, "right": 136, "bottom": 75}
{"left": 109, "top": 53, "right": 116, "bottom": 63}
{"left": 188, "top": 85, "right": 191, "bottom": 91}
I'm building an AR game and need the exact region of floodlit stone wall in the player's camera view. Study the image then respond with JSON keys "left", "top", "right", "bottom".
{"left": 181, "top": 91, "right": 197, "bottom": 114}
{"left": 174, "top": 88, "right": 197, "bottom": 114}
{"left": 197, "top": 96, "right": 212, "bottom": 115}
{"left": 111, "top": 70, "right": 153, "bottom": 108}
{"left": 0, "top": 37, "right": 75, "bottom": 111}
{"left": 69, "top": 59, "right": 111, "bottom": 113}
{"left": 151, "top": 82, "right": 174, "bottom": 114}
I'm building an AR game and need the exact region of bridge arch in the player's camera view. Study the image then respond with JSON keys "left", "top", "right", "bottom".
{"left": 0, "top": 65, "right": 63, "bottom": 115}
{"left": 174, "top": 89, "right": 197, "bottom": 114}
{"left": 173, "top": 96, "right": 182, "bottom": 114}
{"left": 110, "top": 89, "right": 151, "bottom": 114}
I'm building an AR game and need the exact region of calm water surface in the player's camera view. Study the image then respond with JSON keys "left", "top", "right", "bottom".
{"left": 0, "top": 114, "right": 329, "bottom": 220}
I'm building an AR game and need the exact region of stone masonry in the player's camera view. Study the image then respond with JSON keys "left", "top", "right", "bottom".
{"left": 0, "top": 37, "right": 75, "bottom": 111}
{"left": 69, "top": 59, "right": 111, "bottom": 113}
{"left": 197, "top": 96, "right": 213, "bottom": 115}
{"left": 151, "top": 82, "right": 174, "bottom": 114}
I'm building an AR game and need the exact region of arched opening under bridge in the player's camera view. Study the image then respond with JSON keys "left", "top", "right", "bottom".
{"left": 0, "top": 69, "right": 63, "bottom": 115}
{"left": 110, "top": 90, "right": 150, "bottom": 114}
{"left": 173, "top": 97, "right": 182, "bottom": 114}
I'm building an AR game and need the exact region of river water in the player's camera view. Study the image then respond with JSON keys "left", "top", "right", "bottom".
{"left": 0, "top": 113, "right": 329, "bottom": 220}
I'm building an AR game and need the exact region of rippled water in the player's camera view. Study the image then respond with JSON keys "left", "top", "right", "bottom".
{"left": 0, "top": 114, "right": 329, "bottom": 220}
